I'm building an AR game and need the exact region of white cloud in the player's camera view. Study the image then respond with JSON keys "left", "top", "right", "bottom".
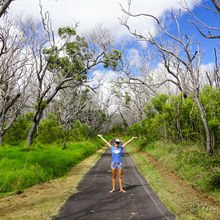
{"left": 91, "top": 70, "right": 119, "bottom": 112}
{"left": 200, "top": 62, "right": 215, "bottom": 84}
{"left": 200, "top": 63, "right": 214, "bottom": 73}
{"left": 9, "top": 0, "right": 197, "bottom": 42}
{"left": 128, "top": 47, "right": 140, "bottom": 65}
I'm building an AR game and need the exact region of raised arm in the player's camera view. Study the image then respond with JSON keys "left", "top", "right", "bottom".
{"left": 122, "top": 137, "right": 137, "bottom": 148}
{"left": 97, "top": 134, "right": 111, "bottom": 148}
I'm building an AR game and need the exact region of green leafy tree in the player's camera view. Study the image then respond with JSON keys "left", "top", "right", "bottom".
{"left": 27, "top": 20, "right": 122, "bottom": 146}
{"left": 109, "top": 123, "right": 126, "bottom": 136}
{"left": 128, "top": 123, "right": 142, "bottom": 136}
{"left": 128, "top": 88, "right": 220, "bottom": 152}
{"left": 70, "top": 120, "right": 90, "bottom": 142}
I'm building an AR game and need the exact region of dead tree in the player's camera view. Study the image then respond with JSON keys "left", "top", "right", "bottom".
{"left": 26, "top": 7, "right": 121, "bottom": 146}
{"left": 182, "top": 0, "right": 220, "bottom": 91}
{"left": 0, "top": 16, "right": 32, "bottom": 145}
{"left": 0, "top": 0, "right": 14, "bottom": 17}
{"left": 182, "top": 0, "right": 220, "bottom": 39}
{"left": 120, "top": 0, "right": 214, "bottom": 155}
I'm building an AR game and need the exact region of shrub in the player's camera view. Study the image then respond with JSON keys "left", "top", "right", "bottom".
{"left": 4, "top": 113, "right": 34, "bottom": 144}
{"left": 36, "top": 114, "right": 64, "bottom": 144}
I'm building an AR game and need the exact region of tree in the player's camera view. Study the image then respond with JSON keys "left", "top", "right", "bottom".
{"left": 0, "top": 0, "right": 14, "bottom": 18}
{"left": 0, "top": 16, "right": 32, "bottom": 145}
{"left": 26, "top": 9, "right": 121, "bottom": 146}
{"left": 182, "top": 0, "right": 220, "bottom": 90}
{"left": 182, "top": 0, "right": 220, "bottom": 39}
{"left": 112, "top": 81, "right": 150, "bottom": 124}
{"left": 121, "top": 0, "right": 215, "bottom": 154}
{"left": 53, "top": 87, "right": 90, "bottom": 130}
{"left": 52, "top": 87, "right": 110, "bottom": 136}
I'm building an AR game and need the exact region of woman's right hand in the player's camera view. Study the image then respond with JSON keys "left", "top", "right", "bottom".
{"left": 97, "top": 134, "right": 102, "bottom": 138}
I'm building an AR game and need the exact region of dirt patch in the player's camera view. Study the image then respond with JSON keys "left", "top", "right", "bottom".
{"left": 0, "top": 147, "right": 106, "bottom": 220}
{"left": 130, "top": 144, "right": 220, "bottom": 219}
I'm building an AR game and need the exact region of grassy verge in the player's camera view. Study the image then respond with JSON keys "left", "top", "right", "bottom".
{"left": 0, "top": 146, "right": 106, "bottom": 219}
{"left": 0, "top": 138, "right": 103, "bottom": 197}
{"left": 123, "top": 137, "right": 220, "bottom": 219}
{"left": 125, "top": 143, "right": 220, "bottom": 219}
{"left": 132, "top": 138, "right": 220, "bottom": 201}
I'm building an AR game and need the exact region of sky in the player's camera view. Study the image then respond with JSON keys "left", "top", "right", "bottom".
{"left": 10, "top": 0, "right": 195, "bottom": 38}
{"left": 9, "top": 0, "right": 220, "bottom": 104}
{"left": 10, "top": 0, "right": 219, "bottom": 62}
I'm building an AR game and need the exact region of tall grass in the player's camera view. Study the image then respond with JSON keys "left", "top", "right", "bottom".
{"left": 0, "top": 139, "right": 102, "bottom": 196}
{"left": 124, "top": 136, "right": 220, "bottom": 201}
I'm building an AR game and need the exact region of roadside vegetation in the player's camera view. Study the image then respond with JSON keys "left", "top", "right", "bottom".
{"left": 0, "top": 147, "right": 106, "bottom": 219}
{"left": 125, "top": 137, "right": 220, "bottom": 201}
{"left": 0, "top": 138, "right": 104, "bottom": 197}
{"left": 125, "top": 143, "right": 220, "bottom": 219}
{"left": 0, "top": 114, "right": 109, "bottom": 196}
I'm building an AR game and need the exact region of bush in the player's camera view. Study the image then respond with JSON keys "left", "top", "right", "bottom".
{"left": 128, "top": 123, "right": 142, "bottom": 136}
{"left": 4, "top": 113, "right": 34, "bottom": 144}
{"left": 70, "top": 120, "right": 90, "bottom": 141}
{"left": 208, "top": 171, "right": 220, "bottom": 190}
{"left": 109, "top": 123, "right": 126, "bottom": 136}
{"left": 36, "top": 114, "right": 64, "bottom": 144}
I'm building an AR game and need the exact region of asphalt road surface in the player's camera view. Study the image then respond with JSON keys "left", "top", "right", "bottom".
{"left": 52, "top": 148, "right": 176, "bottom": 220}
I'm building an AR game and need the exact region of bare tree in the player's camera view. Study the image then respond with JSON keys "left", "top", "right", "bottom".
{"left": 26, "top": 6, "right": 121, "bottom": 146}
{"left": 48, "top": 85, "right": 116, "bottom": 137}
{"left": 111, "top": 45, "right": 177, "bottom": 126}
{"left": 182, "top": 0, "right": 220, "bottom": 39}
{"left": 181, "top": 0, "right": 220, "bottom": 90}
{"left": 112, "top": 80, "right": 149, "bottom": 124}
{"left": 53, "top": 87, "right": 90, "bottom": 130}
{"left": 0, "top": 16, "right": 32, "bottom": 145}
{"left": 0, "top": 0, "right": 14, "bottom": 18}
{"left": 120, "top": 0, "right": 214, "bottom": 154}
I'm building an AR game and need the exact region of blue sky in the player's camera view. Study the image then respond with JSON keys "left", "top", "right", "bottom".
{"left": 171, "top": 2, "right": 220, "bottom": 64}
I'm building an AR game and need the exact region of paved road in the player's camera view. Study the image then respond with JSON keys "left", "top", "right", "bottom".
{"left": 52, "top": 148, "right": 175, "bottom": 220}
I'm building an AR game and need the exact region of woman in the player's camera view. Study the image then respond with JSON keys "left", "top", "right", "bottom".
{"left": 97, "top": 135, "right": 137, "bottom": 193}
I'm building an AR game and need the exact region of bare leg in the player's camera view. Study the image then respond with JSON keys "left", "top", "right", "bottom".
{"left": 110, "top": 168, "right": 116, "bottom": 193}
{"left": 118, "top": 169, "right": 126, "bottom": 193}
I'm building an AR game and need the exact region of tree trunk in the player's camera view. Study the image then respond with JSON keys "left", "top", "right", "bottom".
{"left": 177, "top": 118, "right": 183, "bottom": 141}
{"left": 27, "top": 110, "right": 44, "bottom": 146}
{"left": 163, "top": 118, "right": 167, "bottom": 142}
{"left": 62, "top": 141, "right": 66, "bottom": 150}
{"left": 212, "top": 134, "right": 215, "bottom": 151}
{"left": 0, "top": 135, "right": 3, "bottom": 145}
{"left": 0, "top": 0, "right": 14, "bottom": 17}
{"left": 194, "top": 93, "right": 213, "bottom": 155}
{"left": 27, "top": 121, "right": 38, "bottom": 146}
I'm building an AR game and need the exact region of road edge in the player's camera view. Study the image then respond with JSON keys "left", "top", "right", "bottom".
{"left": 0, "top": 147, "right": 106, "bottom": 219}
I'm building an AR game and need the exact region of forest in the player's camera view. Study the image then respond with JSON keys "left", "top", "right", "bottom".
{"left": 0, "top": 0, "right": 219, "bottom": 213}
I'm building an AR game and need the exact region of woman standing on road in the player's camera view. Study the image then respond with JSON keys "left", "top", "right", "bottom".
{"left": 97, "top": 135, "right": 137, "bottom": 193}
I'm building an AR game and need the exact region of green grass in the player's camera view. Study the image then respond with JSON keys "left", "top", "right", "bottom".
{"left": 124, "top": 140, "right": 220, "bottom": 219}
{"left": 125, "top": 144, "right": 196, "bottom": 219}
{"left": 0, "top": 139, "right": 103, "bottom": 196}
{"left": 130, "top": 137, "right": 220, "bottom": 202}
